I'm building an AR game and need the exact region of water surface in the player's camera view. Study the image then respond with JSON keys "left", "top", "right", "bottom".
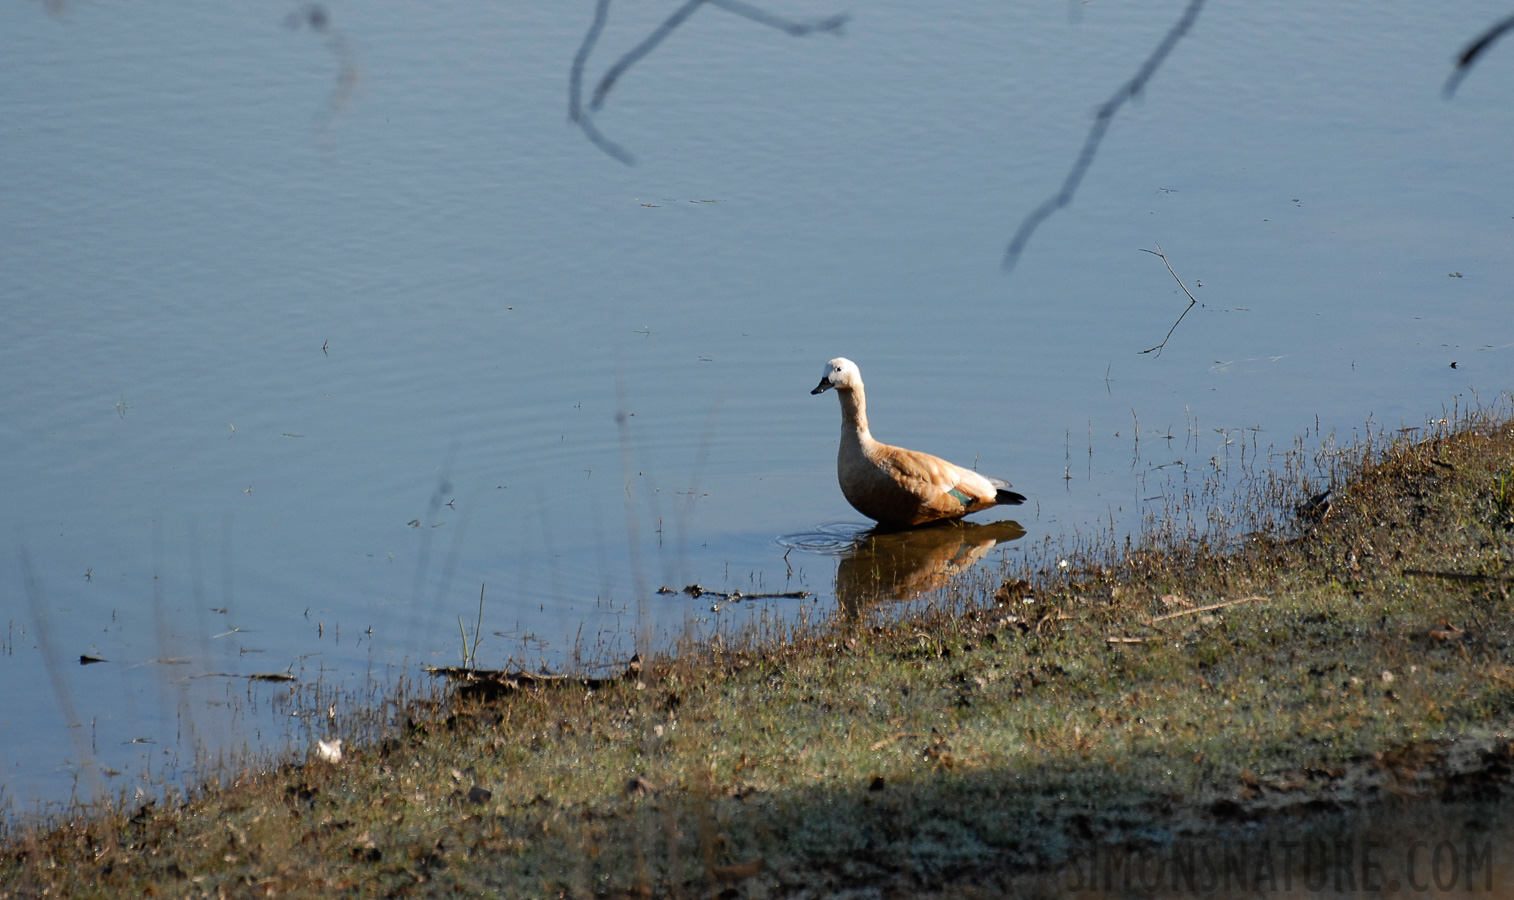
{"left": 2, "top": 1, "right": 1511, "bottom": 812}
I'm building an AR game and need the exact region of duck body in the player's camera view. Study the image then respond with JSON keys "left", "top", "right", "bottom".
{"left": 812, "top": 358, "right": 1025, "bottom": 529}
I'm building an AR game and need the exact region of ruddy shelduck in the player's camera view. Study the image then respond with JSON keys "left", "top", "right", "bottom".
{"left": 811, "top": 358, "right": 1025, "bottom": 529}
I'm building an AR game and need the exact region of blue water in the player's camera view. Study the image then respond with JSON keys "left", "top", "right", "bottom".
{"left": 2, "top": 1, "right": 1511, "bottom": 813}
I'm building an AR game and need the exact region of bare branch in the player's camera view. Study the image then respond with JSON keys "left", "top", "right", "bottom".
{"left": 1003, "top": 0, "right": 1206, "bottom": 272}
{"left": 591, "top": 0, "right": 708, "bottom": 114}
{"left": 1444, "top": 13, "right": 1514, "bottom": 98}
{"left": 1138, "top": 243, "right": 1198, "bottom": 356}
{"left": 285, "top": 4, "right": 362, "bottom": 149}
{"left": 709, "top": 0, "right": 848, "bottom": 37}
{"left": 568, "top": 0, "right": 610, "bottom": 124}
{"left": 570, "top": 0, "right": 847, "bottom": 165}
{"left": 568, "top": 0, "right": 636, "bottom": 165}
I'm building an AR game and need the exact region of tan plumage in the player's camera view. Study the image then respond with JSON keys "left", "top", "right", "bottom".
{"left": 811, "top": 358, "right": 1025, "bottom": 529}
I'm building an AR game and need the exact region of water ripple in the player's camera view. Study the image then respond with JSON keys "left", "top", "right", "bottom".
{"left": 774, "top": 522, "right": 871, "bottom": 555}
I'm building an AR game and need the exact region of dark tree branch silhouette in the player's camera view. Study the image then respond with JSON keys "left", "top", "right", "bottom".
{"left": 568, "top": 0, "right": 634, "bottom": 164}
{"left": 708, "top": 0, "right": 848, "bottom": 37}
{"left": 589, "top": 0, "right": 705, "bottom": 114}
{"left": 285, "top": 3, "right": 360, "bottom": 149}
{"left": 569, "top": 0, "right": 847, "bottom": 166}
{"left": 1002, "top": 0, "right": 1206, "bottom": 273}
{"left": 1443, "top": 12, "right": 1514, "bottom": 98}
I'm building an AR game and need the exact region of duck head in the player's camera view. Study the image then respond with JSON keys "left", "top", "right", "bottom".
{"left": 811, "top": 357, "right": 861, "bottom": 395}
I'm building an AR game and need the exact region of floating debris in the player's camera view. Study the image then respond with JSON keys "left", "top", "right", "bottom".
{"left": 201, "top": 671, "right": 299, "bottom": 682}
{"left": 427, "top": 654, "right": 643, "bottom": 701}
{"left": 663, "top": 583, "right": 810, "bottom": 605}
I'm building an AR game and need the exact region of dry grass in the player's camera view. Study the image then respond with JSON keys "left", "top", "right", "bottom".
{"left": 3, "top": 406, "right": 1514, "bottom": 898}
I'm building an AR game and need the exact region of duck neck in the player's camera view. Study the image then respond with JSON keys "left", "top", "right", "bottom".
{"left": 837, "top": 387, "right": 871, "bottom": 451}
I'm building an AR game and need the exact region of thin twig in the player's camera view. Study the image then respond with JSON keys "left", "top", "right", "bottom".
{"left": 1035, "top": 612, "right": 1073, "bottom": 633}
{"left": 1444, "top": 13, "right": 1514, "bottom": 98}
{"left": 1139, "top": 243, "right": 1198, "bottom": 356}
{"left": 870, "top": 732, "right": 919, "bottom": 751}
{"left": 1145, "top": 595, "right": 1262, "bottom": 624}
{"left": 1003, "top": 0, "right": 1206, "bottom": 272}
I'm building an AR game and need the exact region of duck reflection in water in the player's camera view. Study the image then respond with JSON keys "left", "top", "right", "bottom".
{"left": 834, "top": 518, "right": 1026, "bottom": 617}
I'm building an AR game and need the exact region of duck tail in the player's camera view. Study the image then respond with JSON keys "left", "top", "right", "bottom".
{"left": 988, "top": 477, "right": 1026, "bottom": 506}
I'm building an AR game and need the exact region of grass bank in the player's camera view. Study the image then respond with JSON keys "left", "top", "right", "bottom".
{"left": 4, "top": 408, "right": 1514, "bottom": 898}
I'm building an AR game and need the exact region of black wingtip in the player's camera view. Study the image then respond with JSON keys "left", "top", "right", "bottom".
{"left": 997, "top": 489, "right": 1027, "bottom": 506}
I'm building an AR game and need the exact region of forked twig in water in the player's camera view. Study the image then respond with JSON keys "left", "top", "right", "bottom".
{"left": 1002, "top": 0, "right": 1206, "bottom": 272}
{"left": 1139, "top": 243, "right": 1198, "bottom": 357}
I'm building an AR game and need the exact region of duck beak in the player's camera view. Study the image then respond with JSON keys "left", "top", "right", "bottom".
{"left": 811, "top": 379, "right": 833, "bottom": 395}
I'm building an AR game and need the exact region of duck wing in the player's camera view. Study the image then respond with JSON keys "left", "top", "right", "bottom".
{"left": 872, "top": 444, "right": 1001, "bottom": 519}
